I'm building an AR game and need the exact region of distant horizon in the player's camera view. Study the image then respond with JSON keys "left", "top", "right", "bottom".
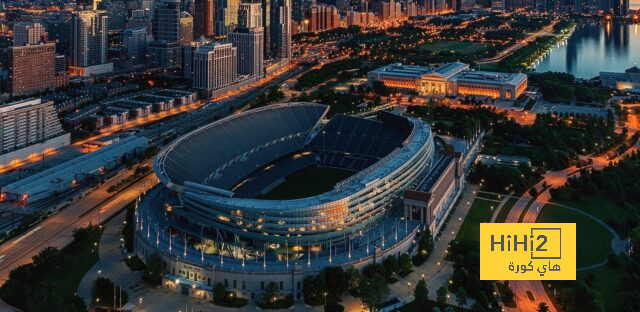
{"left": 633, "top": 0, "right": 640, "bottom": 10}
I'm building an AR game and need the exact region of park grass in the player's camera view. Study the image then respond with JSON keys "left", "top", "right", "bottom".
{"left": 418, "top": 40, "right": 487, "bottom": 55}
{"left": 551, "top": 194, "right": 634, "bottom": 236}
{"left": 259, "top": 166, "right": 355, "bottom": 200}
{"left": 550, "top": 254, "right": 631, "bottom": 312}
{"left": 477, "top": 62, "right": 502, "bottom": 71}
{"left": 495, "top": 197, "right": 519, "bottom": 223}
{"left": 537, "top": 204, "right": 612, "bottom": 268}
{"left": 455, "top": 198, "right": 495, "bottom": 242}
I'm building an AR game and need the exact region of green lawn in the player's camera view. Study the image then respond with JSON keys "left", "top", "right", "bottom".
{"left": 537, "top": 204, "right": 612, "bottom": 268}
{"left": 477, "top": 62, "right": 502, "bottom": 71}
{"left": 456, "top": 198, "right": 495, "bottom": 242}
{"left": 495, "top": 197, "right": 519, "bottom": 223}
{"left": 551, "top": 194, "right": 634, "bottom": 236}
{"left": 550, "top": 254, "right": 632, "bottom": 312}
{"left": 259, "top": 166, "right": 355, "bottom": 200}
{"left": 418, "top": 40, "right": 488, "bottom": 55}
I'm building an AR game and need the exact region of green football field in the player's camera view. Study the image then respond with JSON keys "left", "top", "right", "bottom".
{"left": 258, "top": 166, "right": 355, "bottom": 200}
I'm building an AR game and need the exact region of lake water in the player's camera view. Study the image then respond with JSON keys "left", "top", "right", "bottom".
{"left": 533, "top": 22, "right": 640, "bottom": 79}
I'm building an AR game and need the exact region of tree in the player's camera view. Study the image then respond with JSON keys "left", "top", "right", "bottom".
{"left": 324, "top": 266, "right": 347, "bottom": 299}
{"left": 91, "top": 277, "right": 128, "bottom": 309}
{"left": 143, "top": 253, "right": 165, "bottom": 286}
{"left": 456, "top": 287, "right": 468, "bottom": 307}
{"left": 382, "top": 255, "right": 398, "bottom": 276}
{"left": 414, "top": 228, "right": 435, "bottom": 265}
{"left": 32, "top": 247, "right": 62, "bottom": 275}
{"left": 436, "top": 286, "right": 448, "bottom": 306}
{"left": 414, "top": 279, "right": 429, "bottom": 306}
{"left": 213, "top": 283, "right": 227, "bottom": 302}
{"left": 324, "top": 301, "right": 345, "bottom": 312}
{"left": 398, "top": 253, "right": 413, "bottom": 275}
{"left": 345, "top": 266, "right": 360, "bottom": 290}
{"left": 261, "top": 282, "right": 280, "bottom": 308}
{"left": 631, "top": 226, "right": 640, "bottom": 260}
{"left": 537, "top": 302, "right": 550, "bottom": 312}
{"left": 358, "top": 273, "right": 389, "bottom": 312}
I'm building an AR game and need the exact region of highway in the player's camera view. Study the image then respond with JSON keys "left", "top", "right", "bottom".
{"left": 503, "top": 166, "right": 579, "bottom": 312}
{"left": 0, "top": 168, "right": 158, "bottom": 283}
{"left": 477, "top": 20, "right": 559, "bottom": 65}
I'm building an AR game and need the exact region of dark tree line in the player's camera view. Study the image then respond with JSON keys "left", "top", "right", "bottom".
{"left": 469, "top": 163, "right": 543, "bottom": 194}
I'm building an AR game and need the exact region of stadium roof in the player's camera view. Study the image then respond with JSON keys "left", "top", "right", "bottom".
{"left": 181, "top": 115, "right": 431, "bottom": 211}
{"left": 155, "top": 103, "right": 330, "bottom": 191}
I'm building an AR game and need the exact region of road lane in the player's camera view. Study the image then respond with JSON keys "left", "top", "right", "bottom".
{"left": 0, "top": 171, "right": 158, "bottom": 284}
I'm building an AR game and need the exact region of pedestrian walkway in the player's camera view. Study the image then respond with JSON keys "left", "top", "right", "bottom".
{"left": 489, "top": 192, "right": 514, "bottom": 223}
{"left": 384, "top": 185, "right": 481, "bottom": 309}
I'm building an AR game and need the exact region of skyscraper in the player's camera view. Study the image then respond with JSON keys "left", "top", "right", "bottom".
{"left": 13, "top": 22, "right": 46, "bottom": 46}
{"left": 8, "top": 43, "right": 56, "bottom": 95}
{"left": 307, "top": 4, "right": 339, "bottom": 32}
{"left": 70, "top": 10, "right": 109, "bottom": 69}
{"left": 122, "top": 27, "right": 148, "bottom": 66}
{"left": 269, "top": 0, "right": 291, "bottom": 60}
{"left": 229, "top": 2, "right": 264, "bottom": 78}
{"left": 180, "top": 12, "right": 194, "bottom": 44}
{"left": 194, "top": 0, "right": 215, "bottom": 38}
{"left": 107, "top": 0, "right": 128, "bottom": 31}
{"left": 153, "top": 0, "right": 181, "bottom": 42}
{"left": 238, "top": 2, "right": 263, "bottom": 28}
{"left": 215, "top": 0, "right": 240, "bottom": 35}
{"left": 193, "top": 43, "right": 238, "bottom": 92}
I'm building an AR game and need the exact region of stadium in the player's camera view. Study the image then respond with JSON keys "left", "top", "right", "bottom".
{"left": 135, "top": 102, "right": 463, "bottom": 302}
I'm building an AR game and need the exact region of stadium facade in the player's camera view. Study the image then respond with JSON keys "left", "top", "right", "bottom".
{"left": 135, "top": 103, "right": 469, "bottom": 302}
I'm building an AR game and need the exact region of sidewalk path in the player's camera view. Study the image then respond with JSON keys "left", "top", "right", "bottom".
{"left": 384, "top": 185, "right": 480, "bottom": 309}
{"left": 489, "top": 192, "right": 514, "bottom": 223}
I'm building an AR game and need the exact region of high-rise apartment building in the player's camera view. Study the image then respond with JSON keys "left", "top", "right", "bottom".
{"left": 13, "top": 22, "right": 46, "bottom": 46}
{"left": 70, "top": 10, "right": 109, "bottom": 69}
{"left": 215, "top": 0, "right": 241, "bottom": 35}
{"left": 194, "top": 0, "right": 215, "bottom": 38}
{"left": 122, "top": 27, "right": 148, "bottom": 66}
{"left": 306, "top": 4, "right": 339, "bottom": 33}
{"left": 180, "top": 13, "right": 194, "bottom": 44}
{"left": 193, "top": 43, "right": 237, "bottom": 91}
{"left": 153, "top": 0, "right": 181, "bottom": 42}
{"left": 229, "top": 2, "right": 264, "bottom": 78}
{"left": 238, "top": 2, "right": 263, "bottom": 28}
{"left": 268, "top": 0, "right": 291, "bottom": 60}
{"left": 228, "top": 29, "right": 264, "bottom": 77}
{"left": 127, "top": 9, "right": 152, "bottom": 30}
{"left": 0, "top": 99, "right": 67, "bottom": 156}
{"left": 107, "top": 0, "right": 128, "bottom": 31}
{"left": 8, "top": 43, "right": 56, "bottom": 95}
